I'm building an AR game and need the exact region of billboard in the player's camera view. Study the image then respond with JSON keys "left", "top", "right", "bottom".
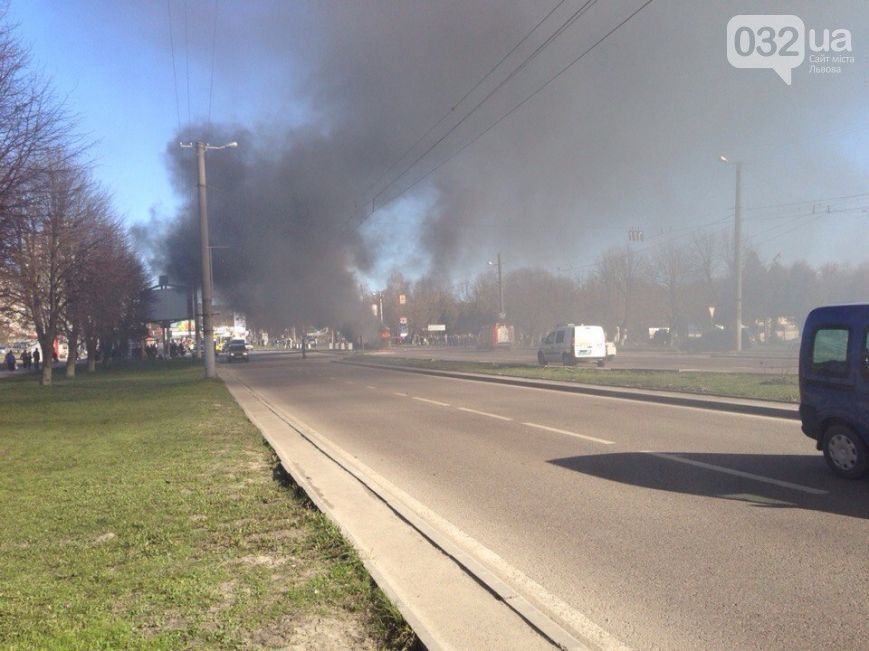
{"left": 147, "top": 288, "right": 191, "bottom": 323}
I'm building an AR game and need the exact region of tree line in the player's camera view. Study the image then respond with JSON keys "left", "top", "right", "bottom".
{"left": 370, "top": 235, "right": 868, "bottom": 347}
{"left": 0, "top": 19, "right": 148, "bottom": 385}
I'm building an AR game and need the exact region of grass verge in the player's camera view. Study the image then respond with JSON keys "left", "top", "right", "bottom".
{"left": 353, "top": 355, "right": 799, "bottom": 403}
{"left": 0, "top": 360, "right": 416, "bottom": 650}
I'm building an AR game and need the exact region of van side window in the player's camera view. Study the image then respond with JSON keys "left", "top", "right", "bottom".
{"left": 555, "top": 330, "right": 564, "bottom": 344}
{"left": 811, "top": 328, "right": 850, "bottom": 377}
{"left": 543, "top": 332, "right": 554, "bottom": 344}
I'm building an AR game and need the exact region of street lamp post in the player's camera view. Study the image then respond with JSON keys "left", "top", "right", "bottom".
{"left": 488, "top": 253, "right": 505, "bottom": 321}
{"left": 180, "top": 140, "right": 238, "bottom": 378}
{"left": 720, "top": 155, "right": 743, "bottom": 352}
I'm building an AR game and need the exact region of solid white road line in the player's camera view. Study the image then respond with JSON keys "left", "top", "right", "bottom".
{"left": 394, "top": 392, "right": 409, "bottom": 397}
{"left": 412, "top": 396, "right": 450, "bottom": 407}
{"left": 644, "top": 451, "right": 828, "bottom": 495}
{"left": 457, "top": 407, "right": 513, "bottom": 421}
{"left": 366, "top": 385, "right": 377, "bottom": 389}
{"left": 523, "top": 422, "right": 615, "bottom": 445}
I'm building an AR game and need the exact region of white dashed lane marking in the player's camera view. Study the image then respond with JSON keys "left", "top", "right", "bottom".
{"left": 412, "top": 396, "right": 450, "bottom": 407}
{"left": 644, "top": 451, "right": 827, "bottom": 495}
{"left": 523, "top": 422, "right": 615, "bottom": 445}
{"left": 457, "top": 407, "right": 513, "bottom": 421}
{"left": 345, "top": 375, "right": 825, "bottom": 499}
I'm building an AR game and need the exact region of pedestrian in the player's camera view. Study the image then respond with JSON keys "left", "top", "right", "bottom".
{"left": 32, "top": 347, "right": 40, "bottom": 371}
{"left": 5, "top": 350, "right": 15, "bottom": 371}
{"left": 22, "top": 349, "right": 31, "bottom": 369}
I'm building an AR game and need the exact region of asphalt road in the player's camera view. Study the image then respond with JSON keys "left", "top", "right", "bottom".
{"left": 365, "top": 345, "right": 799, "bottom": 374}
{"left": 232, "top": 353, "right": 866, "bottom": 649}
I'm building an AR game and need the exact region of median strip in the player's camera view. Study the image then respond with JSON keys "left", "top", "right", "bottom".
{"left": 341, "top": 359, "right": 799, "bottom": 420}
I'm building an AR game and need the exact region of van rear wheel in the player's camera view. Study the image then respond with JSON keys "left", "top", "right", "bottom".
{"left": 822, "top": 425, "right": 868, "bottom": 479}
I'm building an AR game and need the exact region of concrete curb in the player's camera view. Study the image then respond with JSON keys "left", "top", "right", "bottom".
{"left": 338, "top": 360, "right": 799, "bottom": 421}
{"left": 224, "top": 373, "right": 610, "bottom": 650}
{"left": 223, "top": 375, "right": 445, "bottom": 650}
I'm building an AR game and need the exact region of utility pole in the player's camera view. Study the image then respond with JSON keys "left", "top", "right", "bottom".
{"left": 195, "top": 142, "right": 216, "bottom": 378}
{"left": 489, "top": 253, "right": 505, "bottom": 320}
{"left": 192, "top": 285, "right": 201, "bottom": 359}
{"left": 497, "top": 253, "right": 505, "bottom": 320}
{"left": 720, "top": 156, "right": 743, "bottom": 352}
{"left": 180, "top": 139, "right": 237, "bottom": 378}
{"left": 734, "top": 162, "right": 743, "bottom": 353}
{"left": 719, "top": 156, "right": 742, "bottom": 353}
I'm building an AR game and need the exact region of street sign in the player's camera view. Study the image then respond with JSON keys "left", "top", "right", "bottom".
{"left": 427, "top": 324, "right": 446, "bottom": 332}
{"left": 399, "top": 316, "right": 408, "bottom": 325}
{"left": 399, "top": 294, "right": 406, "bottom": 305}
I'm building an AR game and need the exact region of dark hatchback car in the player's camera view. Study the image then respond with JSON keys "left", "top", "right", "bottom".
{"left": 799, "top": 303, "right": 869, "bottom": 478}
{"left": 226, "top": 341, "right": 250, "bottom": 363}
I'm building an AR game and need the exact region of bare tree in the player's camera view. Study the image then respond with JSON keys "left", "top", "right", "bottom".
{"left": 0, "top": 18, "right": 74, "bottom": 251}
{"left": 75, "top": 223, "right": 149, "bottom": 372}
{"left": 0, "top": 154, "right": 93, "bottom": 385}
{"left": 61, "top": 188, "right": 114, "bottom": 377}
{"left": 504, "top": 268, "right": 578, "bottom": 344}
{"left": 691, "top": 229, "right": 721, "bottom": 287}
{"left": 653, "top": 240, "right": 695, "bottom": 345}
{"left": 595, "top": 246, "right": 644, "bottom": 344}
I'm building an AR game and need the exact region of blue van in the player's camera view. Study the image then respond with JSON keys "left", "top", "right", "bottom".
{"left": 799, "top": 304, "right": 869, "bottom": 479}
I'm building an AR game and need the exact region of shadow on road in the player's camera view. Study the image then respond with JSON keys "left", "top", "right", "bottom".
{"left": 548, "top": 452, "right": 869, "bottom": 520}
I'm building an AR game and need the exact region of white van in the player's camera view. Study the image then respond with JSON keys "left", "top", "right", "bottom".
{"left": 538, "top": 324, "right": 608, "bottom": 367}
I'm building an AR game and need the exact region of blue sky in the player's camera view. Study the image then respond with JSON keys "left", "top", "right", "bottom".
{"left": 10, "top": 1, "right": 183, "bottom": 225}
{"left": 9, "top": 1, "right": 312, "bottom": 226}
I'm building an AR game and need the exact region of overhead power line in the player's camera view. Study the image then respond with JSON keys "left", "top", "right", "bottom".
{"left": 354, "top": 0, "right": 656, "bottom": 229}
{"left": 208, "top": 0, "right": 220, "bottom": 125}
{"left": 360, "top": 0, "right": 570, "bottom": 209}
{"left": 166, "top": 0, "right": 181, "bottom": 132}
{"left": 370, "top": 0, "right": 600, "bottom": 211}
{"left": 184, "top": 0, "right": 192, "bottom": 124}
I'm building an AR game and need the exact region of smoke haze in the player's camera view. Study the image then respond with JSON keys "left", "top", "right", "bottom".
{"left": 139, "top": 0, "right": 867, "bottom": 328}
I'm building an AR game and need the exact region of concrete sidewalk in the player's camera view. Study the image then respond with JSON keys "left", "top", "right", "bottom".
{"left": 222, "top": 370, "right": 591, "bottom": 650}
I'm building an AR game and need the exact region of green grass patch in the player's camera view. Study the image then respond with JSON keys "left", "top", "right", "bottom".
{"left": 355, "top": 355, "right": 799, "bottom": 403}
{"left": 0, "top": 360, "right": 415, "bottom": 650}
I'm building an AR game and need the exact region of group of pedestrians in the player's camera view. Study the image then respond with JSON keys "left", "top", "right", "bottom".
{"left": 4, "top": 348, "right": 40, "bottom": 372}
